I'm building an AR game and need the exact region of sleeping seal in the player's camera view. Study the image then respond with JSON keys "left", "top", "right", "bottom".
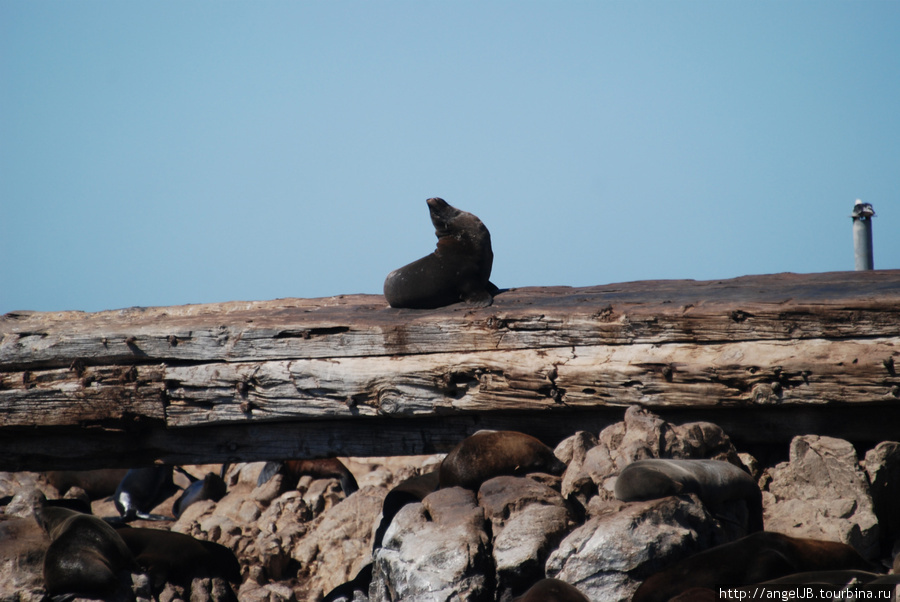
{"left": 631, "top": 531, "right": 874, "bottom": 602}
{"left": 439, "top": 430, "right": 567, "bottom": 490}
{"left": 615, "top": 458, "right": 764, "bottom": 532}
{"left": 512, "top": 578, "right": 590, "bottom": 602}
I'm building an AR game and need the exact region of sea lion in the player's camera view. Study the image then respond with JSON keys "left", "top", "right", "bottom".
{"left": 256, "top": 458, "right": 359, "bottom": 496}
{"left": 44, "top": 469, "right": 129, "bottom": 500}
{"left": 33, "top": 492, "right": 137, "bottom": 598}
{"left": 511, "top": 578, "right": 590, "bottom": 602}
{"left": 631, "top": 531, "right": 875, "bottom": 602}
{"left": 383, "top": 197, "right": 499, "bottom": 309}
{"left": 615, "top": 458, "right": 764, "bottom": 532}
{"left": 112, "top": 466, "right": 179, "bottom": 521}
{"left": 372, "top": 469, "right": 440, "bottom": 550}
{"left": 439, "top": 430, "right": 567, "bottom": 490}
{"left": 172, "top": 472, "right": 227, "bottom": 518}
{"left": 757, "top": 569, "right": 886, "bottom": 586}
{"left": 115, "top": 526, "right": 241, "bottom": 586}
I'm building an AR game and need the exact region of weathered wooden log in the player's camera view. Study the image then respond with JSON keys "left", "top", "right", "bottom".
{"left": 2, "top": 270, "right": 899, "bottom": 470}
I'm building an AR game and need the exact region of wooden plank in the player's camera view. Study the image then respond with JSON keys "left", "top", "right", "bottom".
{"left": 1, "top": 270, "right": 899, "bottom": 470}
{"left": 3, "top": 405, "right": 900, "bottom": 471}
{"left": 2, "top": 271, "right": 899, "bottom": 370}
{"left": 3, "top": 338, "right": 897, "bottom": 430}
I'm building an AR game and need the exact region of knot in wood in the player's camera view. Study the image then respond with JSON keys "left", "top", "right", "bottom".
{"left": 751, "top": 382, "right": 781, "bottom": 405}
{"left": 486, "top": 316, "right": 507, "bottom": 330}
{"left": 730, "top": 310, "right": 753, "bottom": 323}
{"left": 661, "top": 365, "right": 674, "bottom": 381}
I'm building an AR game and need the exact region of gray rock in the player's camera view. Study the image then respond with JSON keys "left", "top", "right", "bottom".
{"left": 478, "top": 476, "right": 574, "bottom": 600}
{"left": 0, "top": 515, "right": 48, "bottom": 599}
{"left": 292, "top": 486, "right": 384, "bottom": 599}
{"left": 546, "top": 495, "right": 735, "bottom": 602}
{"left": 370, "top": 487, "right": 491, "bottom": 602}
{"left": 555, "top": 431, "right": 600, "bottom": 503}
{"left": 764, "top": 435, "right": 880, "bottom": 560}
{"left": 865, "top": 441, "right": 900, "bottom": 555}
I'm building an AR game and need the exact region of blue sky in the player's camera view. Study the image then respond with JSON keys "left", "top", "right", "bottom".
{"left": 2, "top": 2, "right": 898, "bottom": 314}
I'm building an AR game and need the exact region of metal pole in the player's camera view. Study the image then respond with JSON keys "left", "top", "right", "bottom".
{"left": 851, "top": 200, "right": 875, "bottom": 271}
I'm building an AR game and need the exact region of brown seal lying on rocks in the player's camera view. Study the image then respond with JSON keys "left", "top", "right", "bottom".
{"left": 439, "top": 430, "right": 567, "bottom": 490}
{"left": 632, "top": 531, "right": 875, "bottom": 602}
{"left": 615, "top": 458, "right": 764, "bottom": 532}
{"left": 512, "top": 578, "right": 590, "bottom": 602}
{"left": 115, "top": 526, "right": 241, "bottom": 586}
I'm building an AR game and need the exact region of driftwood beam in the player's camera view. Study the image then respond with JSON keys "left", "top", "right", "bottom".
{"left": 2, "top": 270, "right": 899, "bottom": 471}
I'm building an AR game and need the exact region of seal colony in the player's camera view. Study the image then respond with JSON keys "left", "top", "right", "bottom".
{"left": 383, "top": 197, "right": 499, "bottom": 309}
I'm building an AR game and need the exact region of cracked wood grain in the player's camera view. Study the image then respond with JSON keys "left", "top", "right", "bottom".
{"left": 2, "top": 270, "right": 899, "bottom": 470}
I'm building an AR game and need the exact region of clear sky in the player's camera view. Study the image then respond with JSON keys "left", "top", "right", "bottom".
{"left": 2, "top": 2, "right": 898, "bottom": 314}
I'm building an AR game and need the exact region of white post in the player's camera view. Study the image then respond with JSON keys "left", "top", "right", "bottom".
{"left": 851, "top": 200, "right": 875, "bottom": 271}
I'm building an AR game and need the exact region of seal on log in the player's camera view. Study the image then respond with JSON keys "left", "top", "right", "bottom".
{"left": 631, "top": 531, "right": 874, "bottom": 602}
{"left": 115, "top": 526, "right": 242, "bottom": 585}
{"left": 512, "top": 578, "right": 590, "bottom": 602}
{"left": 383, "top": 197, "right": 499, "bottom": 309}
{"left": 439, "top": 430, "right": 567, "bottom": 490}
{"left": 614, "top": 458, "right": 764, "bottom": 532}
{"left": 33, "top": 492, "right": 137, "bottom": 598}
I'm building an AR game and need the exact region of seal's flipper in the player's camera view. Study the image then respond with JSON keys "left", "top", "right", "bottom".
{"left": 257, "top": 461, "right": 284, "bottom": 487}
{"left": 173, "top": 466, "right": 198, "bottom": 483}
{"left": 135, "top": 511, "right": 173, "bottom": 521}
{"left": 463, "top": 289, "right": 494, "bottom": 307}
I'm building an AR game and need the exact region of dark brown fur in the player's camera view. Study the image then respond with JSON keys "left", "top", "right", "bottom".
{"left": 439, "top": 430, "right": 567, "bottom": 490}
{"left": 512, "top": 578, "right": 590, "bottom": 602}
{"left": 33, "top": 494, "right": 137, "bottom": 598}
{"left": 115, "top": 526, "right": 241, "bottom": 585}
{"left": 256, "top": 458, "right": 358, "bottom": 496}
{"left": 632, "top": 531, "right": 874, "bottom": 602}
{"left": 44, "top": 469, "right": 129, "bottom": 500}
{"left": 615, "top": 458, "right": 764, "bottom": 532}
{"left": 373, "top": 470, "right": 440, "bottom": 549}
{"left": 384, "top": 197, "right": 497, "bottom": 309}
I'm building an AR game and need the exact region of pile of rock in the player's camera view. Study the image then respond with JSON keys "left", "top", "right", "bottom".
{"left": 2, "top": 405, "right": 899, "bottom": 602}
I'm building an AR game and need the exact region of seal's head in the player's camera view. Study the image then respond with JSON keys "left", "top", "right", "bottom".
{"left": 427, "top": 197, "right": 464, "bottom": 237}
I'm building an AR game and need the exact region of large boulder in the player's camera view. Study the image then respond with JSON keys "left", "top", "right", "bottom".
{"left": 0, "top": 514, "right": 48, "bottom": 600}
{"left": 546, "top": 494, "right": 735, "bottom": 602}
{"left": 763, "top": 435, "right": 880, "bottom": 560}
{"left": 478, "top": 476, "right": 575, "bottom": 601}
{"left": 370, "top": 487, "right": 492, "bottom": 602}
{"left": 864, "top": 441, "right": 900, "bottom": 556}
{"left": 292, "top": 485, "right": 385, "bottom": 600}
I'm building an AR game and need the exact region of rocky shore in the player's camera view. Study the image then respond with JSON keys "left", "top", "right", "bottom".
{"left": 2, "top": 406, "right": 899, "bottom": 602}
